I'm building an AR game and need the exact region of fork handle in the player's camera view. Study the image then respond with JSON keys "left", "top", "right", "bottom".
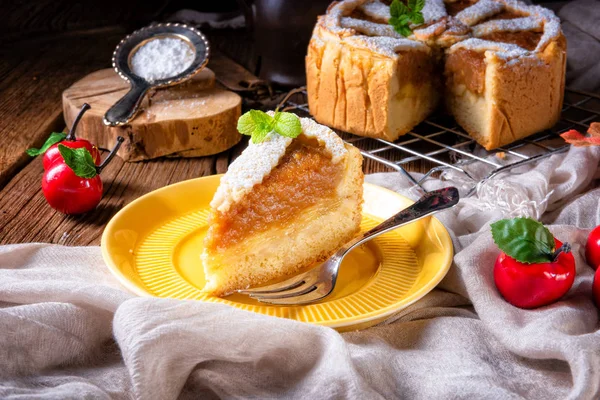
{"left": 339, "top": 186, "right": 459, "bottom": 256}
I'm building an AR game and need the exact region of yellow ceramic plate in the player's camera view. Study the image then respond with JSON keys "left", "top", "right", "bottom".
{"left": 101, "top": 175, "right": 453, "bottom": 332}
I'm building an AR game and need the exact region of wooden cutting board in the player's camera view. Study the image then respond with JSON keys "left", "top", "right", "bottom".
{"left": 62, "top": 68, "right": 242, "bottom": 161}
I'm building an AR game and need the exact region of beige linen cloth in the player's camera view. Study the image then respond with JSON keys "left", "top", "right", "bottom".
{"left": 1, "top": 145, "right": 599, "bottom": 399}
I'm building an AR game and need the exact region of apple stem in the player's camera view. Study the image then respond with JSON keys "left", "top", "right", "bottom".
{"left": 66, "top": 103, "right": 91, "bottom": 141}
{"left": 97, "top": 136, "right": 124, "bottom": 173}
{"left": 552, "top": 242, "right": 571, "bottom": 262}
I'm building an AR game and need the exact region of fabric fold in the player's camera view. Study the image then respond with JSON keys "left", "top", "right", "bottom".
{"left": 0, "top": 145, "right": 599, "bottom": 399}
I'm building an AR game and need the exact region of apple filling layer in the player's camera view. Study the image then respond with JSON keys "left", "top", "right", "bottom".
{"left": 205, "top": 139, "right": 344, "bottom": 252}
{"left": 445, "top": 30, "right": 542, "bottom": 94}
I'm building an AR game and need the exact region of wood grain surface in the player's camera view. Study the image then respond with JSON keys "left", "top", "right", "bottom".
{"left": 0, "top": 0, "right": 166, "bottom": 42}
{"left": 62, "top": 68, "right": 242, "bottom": 161}
{"left": 0, "top": 28, "right": 125, "bottom": 189}
{"left": 0, "top": 27, "right": 400, "bottom": 246}
{"left": 0, "top": 144, "right": 241, "bottom": 245}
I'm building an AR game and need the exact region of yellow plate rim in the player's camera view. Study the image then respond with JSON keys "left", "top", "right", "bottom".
{"left": 101, "top": 177, "right": 454, "bottom": 329}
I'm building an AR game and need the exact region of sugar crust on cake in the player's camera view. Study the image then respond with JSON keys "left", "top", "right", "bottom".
{"left": 210, "top": 114, "right": 348, "bottom": 213}
{"left": 449, "top": 38, "right": 528, "bottom": 58}
{"left": 316, "top": 0, "right": 562, "bottom": 58}
{"left": 341, "top": 17, "right": 404, "bottom": 39}
{"left": 307, "top": 0, "right": 565, "bottom": 150}
{"left": 455, "top": 0, "right": 504, "bottom": 27}
{"left": 359, "top": 1, "right": 390, "bottom": 20}
{"left": 472, "top": 17, "right": 542, "bottom": 37}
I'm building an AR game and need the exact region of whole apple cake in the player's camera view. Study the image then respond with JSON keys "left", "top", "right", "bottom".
{"left": 306, "top": 0, "right": 566, "bottom": 150}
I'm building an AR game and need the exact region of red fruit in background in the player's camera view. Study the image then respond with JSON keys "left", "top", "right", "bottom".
{"left": 41, "top": 137, "right": 124, "bottom": 215}
{"left": 42, "top": 162, "right": 103, "bottom": 215}
{"left": 44, "top": 140, "right": 101, "bottom": 170}
{"left": 491, "top": 217, "right": 576, "bottom": 309}
{"left": 27, "top": 103, "right": 101, "bottom": 168}
{"left": 494, "top": 238, "right": 576, "bottom": 309}
{"left": 593, "top": 268, "right": 600, "bottom": 308}
{"left": 585, "top": 225, "right": 600, "bottom": 270}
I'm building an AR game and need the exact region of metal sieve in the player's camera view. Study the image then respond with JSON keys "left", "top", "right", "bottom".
{"left": 103, "top": 23, "right": 210, "bottom": 126}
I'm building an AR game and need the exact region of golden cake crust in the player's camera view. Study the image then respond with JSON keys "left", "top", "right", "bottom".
{"left": 306, "top": 5, "right": 440, "bottom": 141}
{"left": 306, "top": 0, "right": 566, "bottom": 149}
{"left": 202, "top": 117, "right": 364, "bottom": 296}
{"left": 445, "top": 35, "right": 566, "bottom": 150}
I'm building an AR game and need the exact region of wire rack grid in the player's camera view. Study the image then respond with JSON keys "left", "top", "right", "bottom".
{"left": 279, "top": 88, "right": 600, "bottom": 196}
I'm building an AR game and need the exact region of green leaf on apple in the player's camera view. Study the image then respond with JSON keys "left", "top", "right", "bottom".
{"left": 26, "top": 132, "right": 67, "bottom": 157}
{"left": 491, "top": 217, "right": 555, "bottom": 264}
{"left": 58, "top": 144, "right": 98, "bottom": 179}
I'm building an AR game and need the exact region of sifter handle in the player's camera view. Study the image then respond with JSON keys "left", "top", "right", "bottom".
{"left": 103, "top": 82, "right": 149, "bottom": 126}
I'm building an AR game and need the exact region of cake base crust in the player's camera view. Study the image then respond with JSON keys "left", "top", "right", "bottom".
{"left": 446, "top": 36, "right": 566, "bottom": 150}
{"left": 306, "top": 28, "right": 440, "bottom": 142}
{"left": 202, "top": 144, "right": 363, "bottom": 296}
{"left": 306, "top": 0, "right": 567, "bottom": 150}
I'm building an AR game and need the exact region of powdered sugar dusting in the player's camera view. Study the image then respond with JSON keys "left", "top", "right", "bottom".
{"left": 413, "top": 20, "right": 447, "bottom": 40}
{"left": 341, "top": 17, "right": 403, "bottom": 39}
{"left": 346, "top": 35, "right": 428, "bottom": 57}
{"left": 450, "top": 38, "right": 528, "bottom": 58}
{"left": 300, "top": 117, "right": 347, "bottom": 163}
{"left": 210, "top": 133, "right": 292, "bottom": 212}
{"left": 536, "top": 18, "right": 561, "bottom": 51}
{"left": 359, "top": 1, "right": 390, "bottom": 21}
{"left": 503, "top": 0, "right": 562, "bottom": 46}
{"left": 358, "top": 0, "right": 446, "bottom": 27}
{"left": 130, "top": 37, "right": 195, "bottom": 82}
{"left": 210, "top": 114, "right": 348, "bottom": 212}
{"left": 472, "top": 17, "right": 542, "bottom": 37}
{"left": 422, "top": 0, "right": 447, "bottom": 23}
{"left": 501, "top": 0, "right": 532, "bottom": 14}
{"left": 313, "top": 0, "right": 562, "bottom": 63}
{"left": 322, "top": 0, "right": 365, "bottom": 34}
{"left": 455, "top": 0, "right": 504, "bottom": 27}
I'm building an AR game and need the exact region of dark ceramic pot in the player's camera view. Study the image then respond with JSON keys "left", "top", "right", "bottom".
{"left": 238, "top": 0, "right": 331, "bottom": 87}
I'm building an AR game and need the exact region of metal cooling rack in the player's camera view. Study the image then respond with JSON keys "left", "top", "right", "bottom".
{"left": 278, "top": 88, "right": 600, "bottom": 196}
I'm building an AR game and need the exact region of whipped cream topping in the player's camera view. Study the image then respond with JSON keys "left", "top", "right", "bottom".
{"left": 210, "top": 114, "right": 348, "bottom": 213}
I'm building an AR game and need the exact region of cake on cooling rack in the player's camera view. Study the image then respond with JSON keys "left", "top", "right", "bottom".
{"left": 306, "top": 0, "right": 566, "bottom": 150}
{"left": 202, "top": 116, "right": 363, "bottom": 296}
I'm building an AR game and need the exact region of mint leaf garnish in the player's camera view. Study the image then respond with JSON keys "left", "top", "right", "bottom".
{"left": 251, "top": 128, "right": 271, "bottom": 144}
{"left": 237, "top": 110, "right": 302, "bottom": 144}
{"left": 389, "top": 0, "right": 425, "bottom": 37}
{"left": 491, "top": 217, "right": 555, "bottom": 264}
{"left": 398, "top": 24, "right": 412, "bottom": 37}
{"left": 390, "top": 0, "right": 409, "bottom": 16}
{"left": 237, "top": 110, "right": 268, "bottom": 135}
{"left": 409, "top": 12, "right": 425, "bottom": 25}
{"left": 58, "top": 144, "right": 97, "bottom": 179}
{"left": 26, "top": 132, "right": 67, "bottom": 157}
{"left": 273, "top": 112, "right": 302, "bottom": 138}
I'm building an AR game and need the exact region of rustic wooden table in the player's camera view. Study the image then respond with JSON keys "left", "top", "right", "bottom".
{"left": 0, "top": 27, "right": 407, "bottom": 246}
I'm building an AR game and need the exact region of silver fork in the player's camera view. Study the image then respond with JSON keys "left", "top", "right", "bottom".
{"left": 237, "top": 186, "right": 460, "bottom": 305}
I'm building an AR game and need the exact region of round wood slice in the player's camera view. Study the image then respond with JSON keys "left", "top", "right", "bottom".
{"left": 62, "top": 68, "right": 242, "bottom": 161}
